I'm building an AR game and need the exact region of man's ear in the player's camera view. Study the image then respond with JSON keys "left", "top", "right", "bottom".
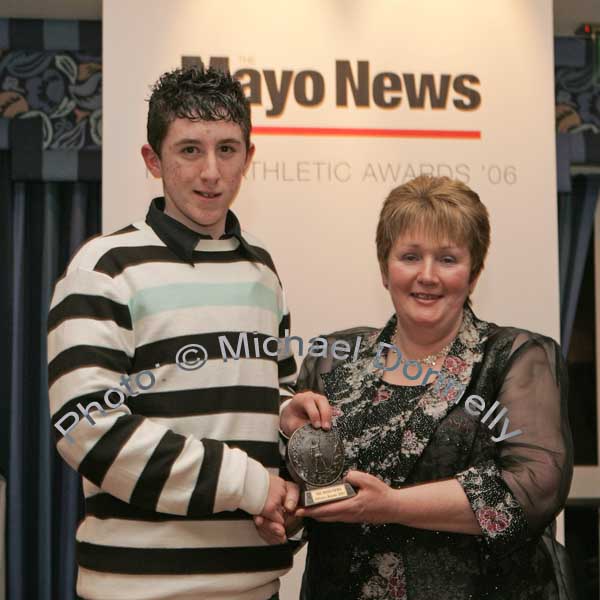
{"left": 141, "top": 144, "right": 162, "bottom": 179}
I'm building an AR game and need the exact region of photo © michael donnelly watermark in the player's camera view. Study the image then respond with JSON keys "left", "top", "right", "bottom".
{"left": 173, "top": 332, "right": 453, "bottom": 389}
{"left": 54, "top": 332, "right": 522, "bottom": 444}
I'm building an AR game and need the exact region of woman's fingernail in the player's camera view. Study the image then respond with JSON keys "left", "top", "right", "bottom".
{"left": 315, "top": 421, "right": 321, "bottom": 428}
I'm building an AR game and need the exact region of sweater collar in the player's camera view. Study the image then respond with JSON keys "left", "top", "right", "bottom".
{"left": 145, "top": 197, "right": 254, "bottom": 264}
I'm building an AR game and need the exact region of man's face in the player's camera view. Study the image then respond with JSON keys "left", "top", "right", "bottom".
{"left": 142, "top": 117, "right": 255, "bottom": 238}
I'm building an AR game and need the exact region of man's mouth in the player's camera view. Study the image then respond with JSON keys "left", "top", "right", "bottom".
{"left": 194, "top": 191, "right": 221, "bottom": 199}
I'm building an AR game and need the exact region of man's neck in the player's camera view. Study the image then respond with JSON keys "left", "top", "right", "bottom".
{"left": 163, "top": 204, "right": 224, "bottom": 239}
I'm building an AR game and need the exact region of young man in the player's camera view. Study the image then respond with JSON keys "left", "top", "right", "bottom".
{"left": 48, "top": 66, "right": 302, "bottom": 600}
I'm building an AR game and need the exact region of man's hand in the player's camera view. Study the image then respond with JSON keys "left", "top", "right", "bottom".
{"left": 255, "top": 479, "right": 301, "bottom": 544}
{"left": 260, "top": 476, "right": 300, "bottom": 524}
{"left": 254, "top": 513, "right": 304, "bottom": 545}
{"left": 280, "top": 391, "right": 332, "bottom": 437}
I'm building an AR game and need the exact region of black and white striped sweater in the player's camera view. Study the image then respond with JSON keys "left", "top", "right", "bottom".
{"left": 48, "top": 202, "right": 296, "bottom": 600}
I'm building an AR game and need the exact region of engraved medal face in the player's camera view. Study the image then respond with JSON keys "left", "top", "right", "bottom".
{"left": 287, "top": 425, "right": 345, "bottom": 487}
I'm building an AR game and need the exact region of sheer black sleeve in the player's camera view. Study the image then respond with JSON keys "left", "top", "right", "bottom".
{"left": 457, "top": 332, "right": 573, "bottom": 555}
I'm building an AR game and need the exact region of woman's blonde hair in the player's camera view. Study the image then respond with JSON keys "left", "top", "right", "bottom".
{"left": 376, "top": 175, "right": 491, "bottom": 282}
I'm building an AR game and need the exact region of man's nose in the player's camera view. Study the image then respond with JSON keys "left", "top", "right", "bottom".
{"left": 200, "top": 151, "right": 220, "bottom": 182}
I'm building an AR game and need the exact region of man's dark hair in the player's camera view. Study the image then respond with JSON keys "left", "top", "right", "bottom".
{"left": 147, "top": 66, "right": 251, "bottom": 155}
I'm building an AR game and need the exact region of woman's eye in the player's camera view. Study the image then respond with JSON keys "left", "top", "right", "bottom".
{"left": 402, "top": 254, "right": 419, "bottom": 262}
{"left": 441, "top": 256, "right": 456, "bottom": 264}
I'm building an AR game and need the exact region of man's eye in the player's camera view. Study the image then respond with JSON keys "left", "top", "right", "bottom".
{"left": 182, "top": 147, "right": 199, "bottom": 154}
{"left": 219, "top": 145, "right": 235, "bottom": 153}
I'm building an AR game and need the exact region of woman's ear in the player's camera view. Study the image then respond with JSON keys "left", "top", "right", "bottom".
{"left": 381, "top": 269, "right": 389, "bottom": 290}
{"left": 469, "top": 271, "right": 481, "bottom": 295}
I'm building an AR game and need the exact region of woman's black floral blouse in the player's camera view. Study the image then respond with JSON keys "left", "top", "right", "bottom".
{"left": 295, "top": 307, "right": 574, "bottom": 600}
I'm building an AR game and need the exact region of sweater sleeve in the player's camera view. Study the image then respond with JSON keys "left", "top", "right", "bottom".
{"left": 276, "top": 289, "right": 297, "bottom": 412}
{"left": 48, "top": 266, "right": 270, "bottom": 517}
{"left": 456, "top": 332, "right": 573, "bottom": 557}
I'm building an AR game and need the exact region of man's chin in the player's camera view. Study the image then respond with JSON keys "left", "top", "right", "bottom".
{"left": 188, "top": 210, "right": 227, "bottom": 228}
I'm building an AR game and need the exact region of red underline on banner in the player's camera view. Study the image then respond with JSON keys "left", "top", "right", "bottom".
{"left": 252, "top": 126, "right": 481, "bottom": 139}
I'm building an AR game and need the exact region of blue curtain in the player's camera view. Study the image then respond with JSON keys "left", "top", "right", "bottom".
{"left": 0, "top": 150, "right": 101, "bottom": 599}
{"left": 558, "top": 175, "right": 600, "bottom": 354}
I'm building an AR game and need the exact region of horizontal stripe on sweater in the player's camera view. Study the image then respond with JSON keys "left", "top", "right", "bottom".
{"left": 76, "top": 541, "right": 293, "bottom": 574}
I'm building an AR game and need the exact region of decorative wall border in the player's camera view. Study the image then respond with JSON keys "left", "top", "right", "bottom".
{"left": 555, "top": 37, "right": 600, "bottom": 192}
{"left": 0, "top": 18, "right": 101, "bottom": 181}
{"left": 0, "top": 19, "right": 100, "bottom": 52}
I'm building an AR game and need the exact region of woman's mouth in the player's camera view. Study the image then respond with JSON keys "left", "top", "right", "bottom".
{"left": 411, "top": 292, "right": 443, "bottom": 301}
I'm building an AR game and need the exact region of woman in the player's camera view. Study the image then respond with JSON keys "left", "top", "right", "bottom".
{"left": 266, "top": 175, "right": 574, "bottom": 599}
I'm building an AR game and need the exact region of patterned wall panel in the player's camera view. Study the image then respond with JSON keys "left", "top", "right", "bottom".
{"left": 555, "top": 36, "right": 600, "bottom": 192}
{"left": 0, "top": 18, "right": 101, "bottom": 181}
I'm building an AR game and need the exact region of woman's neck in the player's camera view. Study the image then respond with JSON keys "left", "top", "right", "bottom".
{"left": 393, "top": 311, "right": 463, "bottom": 361}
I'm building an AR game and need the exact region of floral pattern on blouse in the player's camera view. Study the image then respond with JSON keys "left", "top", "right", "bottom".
{"left": 456, "top": 460, "right": 528, "bottom": 556}
{"left": 301, "top": 309, "right": 571, "bottom": 600}
{"left": 359, "top": 553, "right": 407, "bottom": 600}
{"left": 316, "top": 307, "right": 495, "bottom": 598}
{"left": 322, "top": 307, "right": 488, "bottom": 488}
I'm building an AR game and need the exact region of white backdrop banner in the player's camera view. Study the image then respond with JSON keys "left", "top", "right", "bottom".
{"left": 104, "top": 0, "right": 558, "bottom": 342}
{"left": 104, "top": 0, "right": 558, "bottom": 593}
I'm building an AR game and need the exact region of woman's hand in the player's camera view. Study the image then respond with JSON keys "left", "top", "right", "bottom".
{"left": 295, "top": 470, "right": 397, "bottom": 524}
{"left": 280, "top": 391, "right": 332, "bottom": 437}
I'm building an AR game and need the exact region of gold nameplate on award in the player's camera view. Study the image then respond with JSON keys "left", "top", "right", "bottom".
{"left": 286, "top": 424, "right": 356, "bottom": 507}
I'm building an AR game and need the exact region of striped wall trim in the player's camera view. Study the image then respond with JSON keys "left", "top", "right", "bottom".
{"left": 76, "top": 541, "right": 293, "bottom": 574}
{"left": 0, "top": 118, "right": 8, "bottom": 150}
{"left": 555, "top": 37, "right": 590, "bottom": 68}
{"left": 8, "top": 117, "right": 100, "bottom": 181}
{"left": 0, "top": 19, "right": 101, "bottom": 51}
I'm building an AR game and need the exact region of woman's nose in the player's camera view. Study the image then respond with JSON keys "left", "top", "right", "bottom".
{"left": 417, "top": 258, "right": 438, "bottom": 284}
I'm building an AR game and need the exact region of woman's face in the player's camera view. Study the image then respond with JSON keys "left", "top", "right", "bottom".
{"left": 382, "top": 231, "right": 478, "bottom": 332}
